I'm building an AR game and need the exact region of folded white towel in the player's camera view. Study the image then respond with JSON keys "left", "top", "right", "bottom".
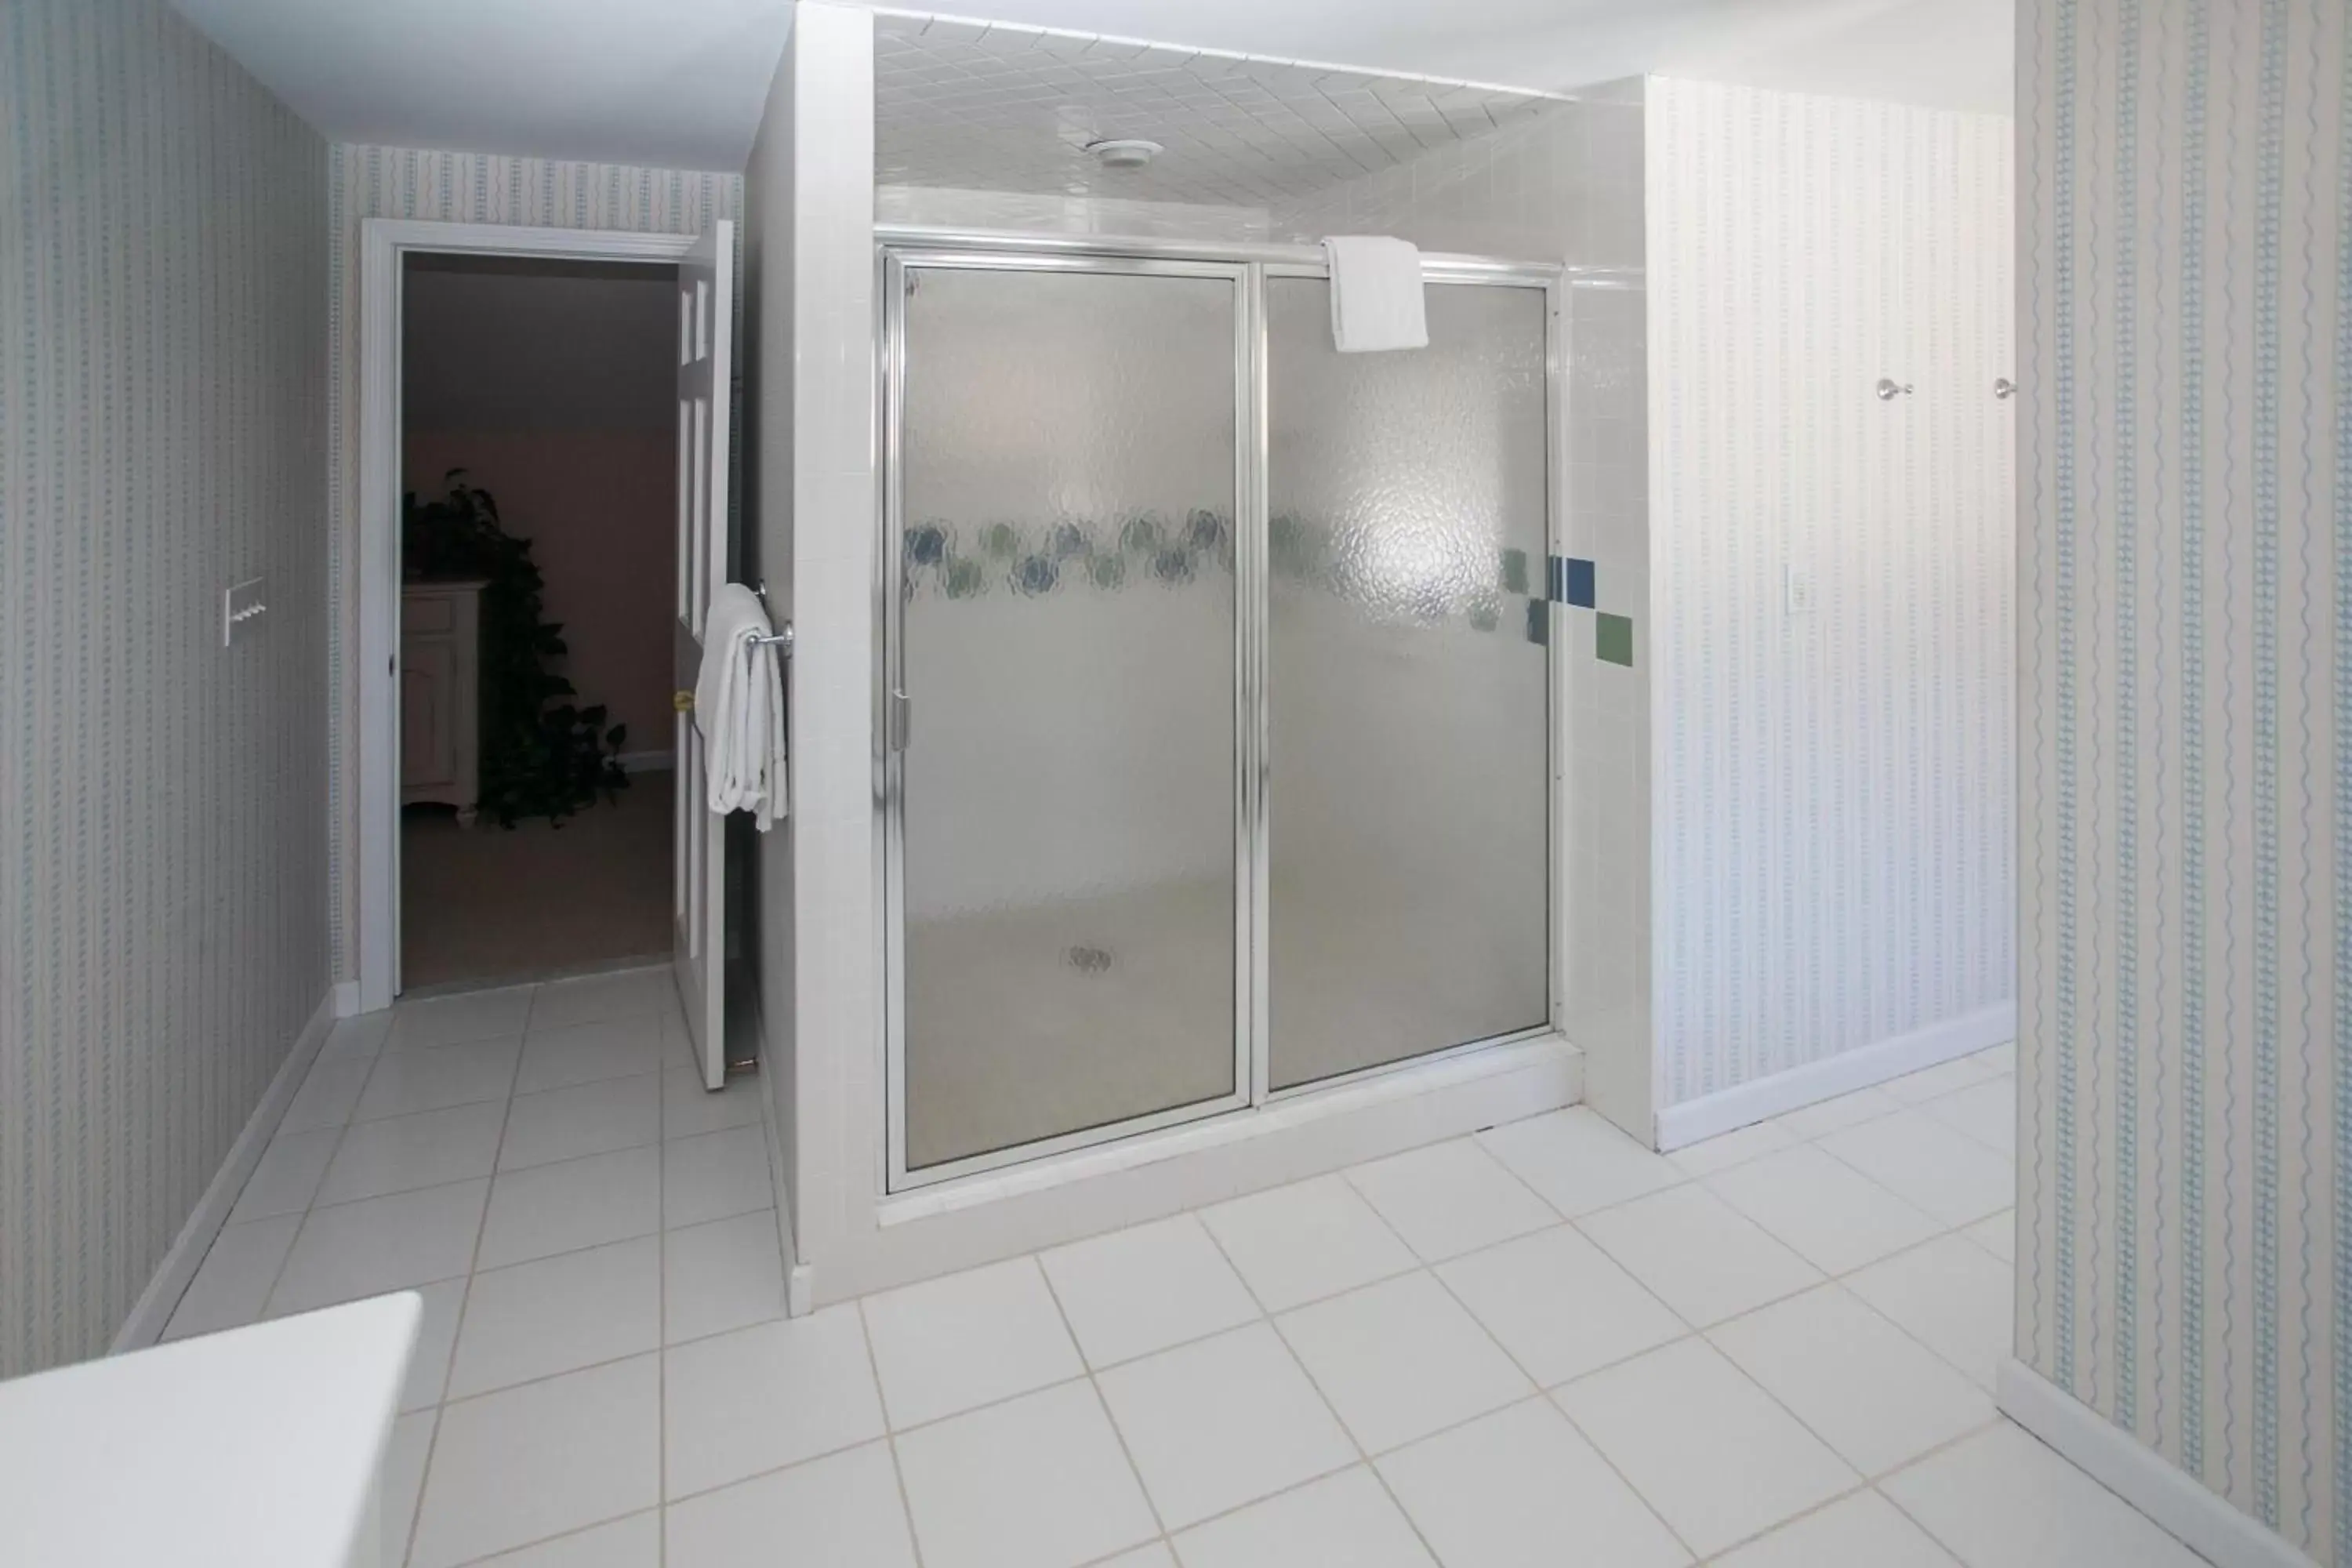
{"left": 694, "top": 583, "right": 789, "bottom": 832}
{"left": 1321, "top": 235, "right": 1428, "bottom": 353}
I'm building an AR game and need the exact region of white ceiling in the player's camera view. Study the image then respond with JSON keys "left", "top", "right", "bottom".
{"left": 170, "top": 0, "right": 2011, "bottom": 173}
{"left": 169, "top": 0, "right": 797, "bottom": 170}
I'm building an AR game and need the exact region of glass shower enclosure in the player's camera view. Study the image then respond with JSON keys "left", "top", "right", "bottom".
{"left": 882, "top": 234, "right": 1557, "bottom": 1189}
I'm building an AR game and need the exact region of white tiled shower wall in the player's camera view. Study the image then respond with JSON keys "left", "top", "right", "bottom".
{"left": 1562, "top": 280, "right": 1656, "bottom": 1140}
{"left": 746, "top": 2, "right": 881, "bottom": 1277}
{"left": 876, "top": 185, "right": 1271, "bottom": 242}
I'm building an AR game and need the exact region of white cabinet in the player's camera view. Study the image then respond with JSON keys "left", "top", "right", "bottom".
{"left": 401, "top": 579, "right": 485, "bottom": 827}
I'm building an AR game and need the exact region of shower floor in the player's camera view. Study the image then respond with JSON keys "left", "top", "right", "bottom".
{"left": 903, "top": 867, "right": 1545, "bottom": 1174}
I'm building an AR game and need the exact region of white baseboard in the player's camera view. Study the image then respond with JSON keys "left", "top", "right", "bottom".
{"left": 1653, "top": 1001, "right": 2016, "bottom": 1151}
{"left": 617, "top": 750, "right": 675, "bottom": 773}
{"left": 332, "top": 979, "right": 361, "bottom": 1017}
{"left": 111, "top": 987, "right": 341, "bottom": 1353}
{"left": 786, "top": 1262, "right": 815, "bottom": 1319}
{"left": 1997, "top": 1359, "right": 2320, "bottom": 1568}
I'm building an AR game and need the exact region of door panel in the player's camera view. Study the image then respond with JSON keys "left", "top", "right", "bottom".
{"left": 400, "top": 641, "right": 456, "bottom": 786}
{"left": 673, "top": 222, "right": 734, "bottom": 1089}
{"left": 1263, "top": 277, "right": 1552, "bottom": 1090}
{"left": 895, "top": 263, "right": 1244, "bottom": 1174}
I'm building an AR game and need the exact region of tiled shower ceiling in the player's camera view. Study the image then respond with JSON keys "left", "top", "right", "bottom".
{"left": 873, "top": 9, "right": 1566, "bottom": 210}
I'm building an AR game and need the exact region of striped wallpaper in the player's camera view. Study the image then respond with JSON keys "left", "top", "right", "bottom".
{"left": 325, "top": 146, "right": 743, "bottom": 981}
{"left": 1645, "top": 78, "right": 2017, "bottom": 1110}
{"left": 2, "top": 0, "right": 328, "bottom": 1376}
{"left": 2016, "top": 2, "right": 2350, "bottom": 1560}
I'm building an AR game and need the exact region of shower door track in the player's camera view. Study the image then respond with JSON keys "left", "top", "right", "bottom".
{"left": 877, "top": 227, "right": 1566, "bottom": 1195}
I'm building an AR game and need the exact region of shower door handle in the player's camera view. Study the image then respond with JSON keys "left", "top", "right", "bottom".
{"left": 887, "top": 690, "right": 912, "bottom": 752}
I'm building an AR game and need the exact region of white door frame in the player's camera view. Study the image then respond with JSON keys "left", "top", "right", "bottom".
{"left": 354, "top": 218, "right": 698, "bottom": 1013}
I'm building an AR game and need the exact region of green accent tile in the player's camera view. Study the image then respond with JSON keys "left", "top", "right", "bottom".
{"left": 1595, "top": 612, "right": 1635, "bottom": 666}
{"left": 1525, "top": 598, "right": 1549, "bottom": 645}
{"left": 1500, "top": 547, "right": 1530, "bottom": 594}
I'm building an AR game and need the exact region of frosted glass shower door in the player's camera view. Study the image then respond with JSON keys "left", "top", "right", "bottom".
{"left": 892, "top": 261, "right": 1244, "bottom": 1177}
{"left": 1265, "top": 277, "right": 1552, "bottom": 1090}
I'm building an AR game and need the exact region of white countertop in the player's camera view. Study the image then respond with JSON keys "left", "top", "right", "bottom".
{"left": 0, "top": 1294, "right": 419, "bottom": 1568}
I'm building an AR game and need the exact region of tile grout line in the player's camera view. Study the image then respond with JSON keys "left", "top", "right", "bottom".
{"left": 653, "top": 1001, "right": 667, "bottom": 1568}
{"left": 1373, "top": 1134, "right": 1719, "bottom": 1561}
{"left": 1219, "top": 1167, "right": 1460, "bottom": 1566}
{"left": 405, "top": 978, "right": 699, "bottom": 1566}
{"left": 1686, "top": 1409, "right": 2011, "bottom": 1566}
{"left": 248, "top": 1059, "right": 371, "bottom": 1329}
{"left": 856, "top": 1295, "right": 934, "bottom": 1568}
{"left": 1348, "top": 1126, "right": 1580, "bottom": 1232}
{"left": 444, "top": 1508, "right": 662, "bottom": 1568}
{"left": 1411, "top": 1254, "right": 1703, "bottom": 1561}
{"left": 1031, "top": 1252, "right": 1177, "bottom": 1559}
{"left": 1556, "top": 1156, "right": 2011, "bottom": 1559}
{"left": 291, "top": 1065, "right": 704, "bottom": 1219}
{"left": 405, "top": 979, "right": 539, "bottom": 1568}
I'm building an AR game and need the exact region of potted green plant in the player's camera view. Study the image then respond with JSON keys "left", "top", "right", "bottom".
{"left": 403, "top": 470, "right": 630, "bottom": 827}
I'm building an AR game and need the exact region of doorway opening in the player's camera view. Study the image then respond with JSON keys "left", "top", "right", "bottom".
{"left": 357, "top": 217, "right": 739, "bottom": 1090}
{"left": 396, "top": 252, "right": 680, "bottom": 992}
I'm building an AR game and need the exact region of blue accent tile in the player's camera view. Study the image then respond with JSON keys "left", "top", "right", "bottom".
{"left": 1565, "top": 558, "right": 1597, "bottom": 608}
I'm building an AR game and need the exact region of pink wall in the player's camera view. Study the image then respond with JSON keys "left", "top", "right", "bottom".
{"left": 403, "top": 260, "right": 677, "bottom": 757}
{"left": 405, "top": 429, "right": 676, "bottom": 754}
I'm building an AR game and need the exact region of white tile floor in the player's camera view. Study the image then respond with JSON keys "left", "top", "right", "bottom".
{"left": 171, "top": 998, "right": 2202, "bottom": 1568}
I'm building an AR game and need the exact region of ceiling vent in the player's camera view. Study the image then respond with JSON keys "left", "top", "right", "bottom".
{"left": 1083, "top": 138, "right": 1163, "bottom": 170}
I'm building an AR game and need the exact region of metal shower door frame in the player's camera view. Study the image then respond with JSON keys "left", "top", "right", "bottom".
{"left": 877, "top": 227, "right": 1563, "bottom": 1195}
{"left": 1250, "top": 256, "right": 1566, "bottom": 1107}
{"left": 878, "top": 243, "right": 1258, "bottom": 1192}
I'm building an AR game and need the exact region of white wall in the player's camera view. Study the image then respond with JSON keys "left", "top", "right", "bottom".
{"left": 744, "top": 1, "right": 879, "bottom": 1283}
{"left": 1643, "top": 78, "right": 2016, "bottom": 1136}
{"left": 2, "top": 0, "right": 328, "bottom": 1376}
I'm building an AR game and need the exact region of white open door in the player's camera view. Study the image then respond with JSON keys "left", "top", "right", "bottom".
{"left": 673, "top": 220, "right": 734, "bottom": 1089}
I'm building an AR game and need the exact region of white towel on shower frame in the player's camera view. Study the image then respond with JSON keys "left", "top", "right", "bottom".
{"left": 1321, "top": 235, "right": 1428, "bottom": 352}
{"left": 694, "top": 583, "right": 789, "bottom": 831}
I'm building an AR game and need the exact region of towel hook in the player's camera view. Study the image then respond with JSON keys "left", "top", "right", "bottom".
{"left": 747, "top": 581, "right": 793, "bottom": 654}
{"left": 1875, "top": 377, "right": 1915, "bottom": 401}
